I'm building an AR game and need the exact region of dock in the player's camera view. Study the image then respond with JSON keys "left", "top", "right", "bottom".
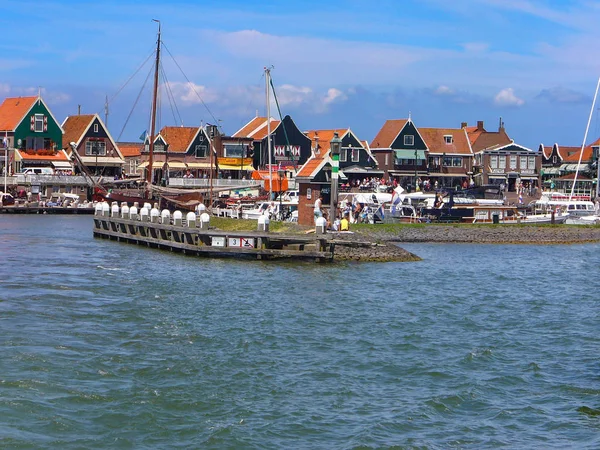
{"left": 0, "top": 206, "right": 95, "bottom": 214}
{"left": 93, "top": 205, "right": 336, "bottom": 262}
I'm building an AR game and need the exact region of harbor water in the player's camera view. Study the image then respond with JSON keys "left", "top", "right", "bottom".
{"left": 1, "top": 215, "right": 599, "bottom": 448}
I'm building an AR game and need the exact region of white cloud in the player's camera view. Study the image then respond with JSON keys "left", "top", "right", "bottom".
{"left": 275, "top": 84, "right": 313, "bottom": 106}
{"left": 323, "top": 88, "right": 347, "bottom": 104}
{"left": 536, "top": 86, "right": 589, "bottom": 104}
{"left": 494, "top": 88, "right": 524, "bottom": 106}
{"left": 166, "top": 81, "right": 219, "bottom": 105}
{"left": 435, "top": 85, "right": 454, "bottom": 95}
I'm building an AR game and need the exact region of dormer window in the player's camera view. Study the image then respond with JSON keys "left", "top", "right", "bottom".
{"left": 444, "top": 135, "right": 453, "bottom": 144}
{"left": 404, "top": 135, "right": 414, "bottom": 146}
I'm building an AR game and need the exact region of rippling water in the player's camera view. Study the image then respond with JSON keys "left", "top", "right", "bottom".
{"left": 1, "top": 215, "right": 599, "bottom": 448}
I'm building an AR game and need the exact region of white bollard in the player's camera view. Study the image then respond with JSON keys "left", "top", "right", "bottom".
{"left": 161, "top": 209, "right": 171, "bottom": 224}
{"left": 143, "top": 202, "right": 152, "bottom": 211}
{"left": 315, "top": 216, "right": 327, "bottom": 234}
{"left": 140, "top": 206, "right": 150, "bottom": 222}
{"left": 129, "top": 205, "right": 138, "bottom": 220}
{"left": 200, "top": 212, "right": 210, "bottom": 230}
{"left": 101, "top": 202, "right": 110, "bottom": 217}
{"left": 121, "top": 204, "right": 130, "bottom": 218}
{"left": 196, "top": 203, "right": 206, "bottom": 215}
{"left": 150, "top": 206, "right": 160, "bottom": 223}
{"left": 186, "top": 212, "right": 197, "bottom": 228}
{"left": 95, "top": 202, "right": 103, "bottom": 216}
{"left": 173, "top": 210, "right": 183, "bottom": 226}
{"left": 258, "top": 215, "right": 270, "bottom": 232}
{"left": 111, "top": 202, "right": 120, "bottom": 218}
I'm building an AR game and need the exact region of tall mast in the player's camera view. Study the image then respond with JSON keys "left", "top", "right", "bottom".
{"left": 265, "top": 66, "right": 273, "bottom": 200}
{"left": 147, "top": 19, "right": 161, "bottom": 190}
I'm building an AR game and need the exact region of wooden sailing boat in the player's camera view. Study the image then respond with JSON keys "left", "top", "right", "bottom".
{"left": 94, "top": 21, "right": 205, "bottom": 210}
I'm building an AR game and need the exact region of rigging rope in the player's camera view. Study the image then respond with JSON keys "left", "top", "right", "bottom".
{"left": 160, "top": 63, "right": 184, "bottom": 126}
{"left": 162, "top": 42, "right": 221, "bottom": 128}
{"left": 104, "top": 49, "right": 155, "bottom": 110}
{"left": 116, "top": 64, "right": 154, "bottom": 142}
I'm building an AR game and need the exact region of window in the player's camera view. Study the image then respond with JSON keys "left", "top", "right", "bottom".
{"left": 499, "top": 156, "right": 506, "bottom": 169}
{"left": 443, "top": 156, "right": 453, "bottom": 166}
{"left": 34, "top": 114, "right": 44, "bottom": 132}
{"left": 444, "top": 135, "right": 453, "bottom": 144}
{"left": 224, "top": 144, "right": 244, "bottom": 158}
{"left": 490, "top": 155, "right": 498, "bottom": 168}
{"left": 452, "top": 157, "right": 462, "bottom": 167}
{"left": 384, "top": 154, "right": 389, "bottom": 166}
{"left": 195, "top": 145, "right": 207, "bottom": 158}
{"left": 155, "top": 143, "right": 165, "bottom": 153}
{"left": 94, "top": 123, "right": 99, "bottom": 133}
{"left": 520, "top": 156, "right": 527, "bottom": 170}
{"left": 351, "top": 148, "right": 360, "bottom": 162}
{"left": 339, "top": 148, "right": 347, "bottom": 162}
{"left": 85, "top": 140, "right": 106, "bottom": 156}
{"left": 528, "top": 156, "right": 535, "bottom": 169}
{"left": 404, "top": 135, "right": 414, "bottom": 146}
{"left": 552, "top": 155, "right": 557, "bottom": 164}
{"left": 510, "top": 155, "right": 517, "bottom": 169}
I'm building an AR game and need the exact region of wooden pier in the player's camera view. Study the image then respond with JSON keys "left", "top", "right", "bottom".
{"left": 93, "top": 214, "right": 336, "bottom": 262}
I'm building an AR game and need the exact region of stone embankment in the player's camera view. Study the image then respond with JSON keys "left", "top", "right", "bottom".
{"left": 332, "top": 225, "right": 600, "bottom": 262}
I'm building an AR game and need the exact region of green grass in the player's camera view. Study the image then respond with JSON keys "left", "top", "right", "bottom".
{"left": 209, "top": 216, "right": 310, "bottom": 233}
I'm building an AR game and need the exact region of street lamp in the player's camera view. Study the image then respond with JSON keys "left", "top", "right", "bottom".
{"left": 278, "top": 168, "right": 285, "bottom": 221}
{"left": 329, "top": 131, "right": 342, "bottom": 222}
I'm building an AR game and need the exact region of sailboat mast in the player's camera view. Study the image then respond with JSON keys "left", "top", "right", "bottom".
{"left": 147, "top": 20, "right": 161, "bottom": 189}
{"left": 265, "top": 67, "right": 273, "bottom": 201}
{"left": 570, "top": 76, "right": 600, "bottom": 201}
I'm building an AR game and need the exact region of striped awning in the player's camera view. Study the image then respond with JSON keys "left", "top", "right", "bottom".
{"left": 167, "top": 161, "right": 187, "bottom": 169}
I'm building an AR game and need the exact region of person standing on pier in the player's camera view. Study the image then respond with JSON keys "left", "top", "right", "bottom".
{"left": 314, "top": 193, "right": 323, "bottom": 224}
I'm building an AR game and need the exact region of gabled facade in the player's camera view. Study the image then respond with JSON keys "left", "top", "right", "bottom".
{"left": 62, "top": 113, "right": 124, "bottom": 177}
{"left": 370, "top": 119, "right": 428, "bottom": 185}
{"left": 418, "top": 127, "right": 473, "bottom": 189}
{"left": 117, "top": 142, "right": 143, "bottom": 177}
{"left": 463, "top": 120, "right": 511, "bottom": 152}
{"left": 0, "top": 96, "right": 64, "bottom": 174}
{"left": 233, "top": 115, "right": 312, "bottom": 171}
{"left": 478, "top": 142, "right": 540, "bottom": 192}
{"left": 539, "top": 141, "right": 598, "bottom": 188}
{"left": 305, "top": 128, "right": 380, "bottom": 180}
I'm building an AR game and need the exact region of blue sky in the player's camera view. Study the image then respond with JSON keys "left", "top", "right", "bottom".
{"left": 2, "top": 0, "right": 600, "bottom": 149}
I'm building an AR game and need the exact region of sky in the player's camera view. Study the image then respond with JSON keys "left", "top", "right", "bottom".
{"left": 2, "top": 0, "right": 600, "bottom": 149}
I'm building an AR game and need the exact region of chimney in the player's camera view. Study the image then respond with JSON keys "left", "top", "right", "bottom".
{"left": 78, "top": 105, "right": 81, "bottom": 115}
{"left": 461, "top": 122, "right": 467, "bottom": 129}
{"left": 499, "top": 117, "right": 504, "bottom": 131}
{"left": 477, "top": 120, "right": 484, "bottom": 131}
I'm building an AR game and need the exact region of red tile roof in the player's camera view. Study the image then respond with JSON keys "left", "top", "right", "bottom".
{"left": 0, "top": 96, "right": 38, "bottom": 131}
{"left": 561, "top": 145, "right": 594, "bottom": 162}
{"left": 62, "top": 114, "right": 95, "bottom": 149}
{"left": 468, "top": 128, "right": 512, "bottom": 152}
{"left": 418, "top": 128, "right": 472, "bottom": 155}
{"left": 296, "top": 153, "right": 327, "bottom": 178}
{"left": 17, "top": 149, "right": 70, "bottom": 161}
{"left": 304, "top": 129, "right": 348, "bottom": 154}
{"left": 159, "top": 126, "right": 198, "bottom": 153}
{"left": 542, "top": 145, "right": 554, "bottom": 159}
{"left": 117, "top": 142, "right": 142, "bottom": 157}
{"left": 370, "top": 119, "right": 408, "bottom": 148}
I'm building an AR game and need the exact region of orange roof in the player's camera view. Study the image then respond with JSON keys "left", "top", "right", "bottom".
{"left": 296, "top": 153, "right": 327, "bottom": 178}
{"left": 117, "top": 142, "right": 142, "bottom": 157}
{"left": 418, "top": 128, "right": 472, "bottom": 155}
{"left": 370, "top": 119, "right": 408, "bottom": 148}
{"left": 62, "top": 114, "right": 95, "bottom": 148}
{"left": 542, "top": 145, "right": 554, "bottom": 159}
{"left": 159, "top": 126, "right": 198, "bottom": 153}
{"left": 561, "top": 145, "right": 594, "bottom": 163}
{"left": 0, "top": 96, "right": 38, "bottom": 131}
{"left": 233, "top": 116, "right": 280, "bottom": 140}
{"left": 304, "top": 129, "right": 348, "bottom": 154}
{"left": 468, "top": 129, "right": 511, "bottom": 152}
{"left": 17, "top": 149, "right": 70, "bottom": 161}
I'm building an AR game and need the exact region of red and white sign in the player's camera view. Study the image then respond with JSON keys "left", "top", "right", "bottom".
{"left": 227, "top": 237, "right": 255, "bottom": 248}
